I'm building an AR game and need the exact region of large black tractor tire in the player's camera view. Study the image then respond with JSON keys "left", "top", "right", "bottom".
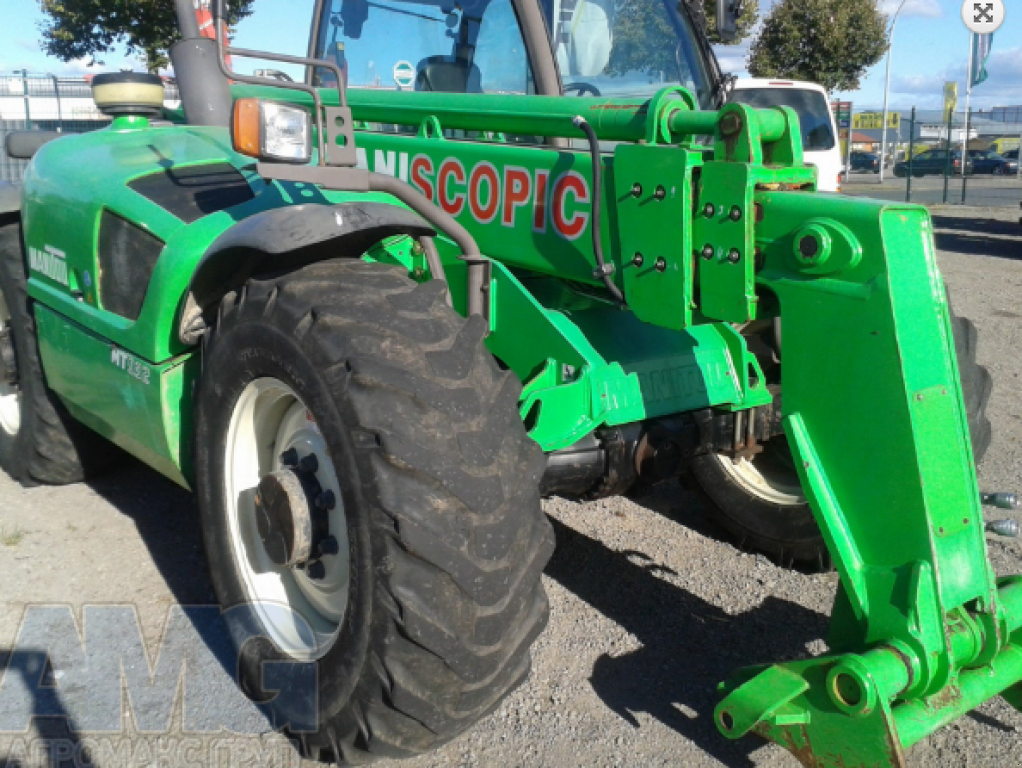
{"left": 194, "top": 260, "right": 554, "bottom": 764}
{"left": 0, "top": 220, "right": 119, "bottom": 486}
{"left": 692, "top": 307, "right": 992, "bottom": 570}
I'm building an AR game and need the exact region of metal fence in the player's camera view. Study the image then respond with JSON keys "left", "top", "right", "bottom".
{"left": 841, "top": 106, "right": 1022, "bottom": 208}
{"left": 0, "top": 71, "right": 182, "bottom": 184}
{"left": 0, "top": 119, "right": 112, "bottom": 184}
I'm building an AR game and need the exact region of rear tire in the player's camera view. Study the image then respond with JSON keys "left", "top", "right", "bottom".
{"left": 194, "top": 260, "right": 554, "bottom": 764}
{"left": 693, "top": 305, "right": 992, "bottom": 570}
{"left": 0, "top": 220, "right": 118, "bottom": 486}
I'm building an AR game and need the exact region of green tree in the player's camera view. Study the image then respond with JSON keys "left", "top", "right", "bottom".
{"left": 37, "top": 0, "right": 254, "bottom": 72}
{"left": 747, "top": 0, "right": 887, "bottom": 92}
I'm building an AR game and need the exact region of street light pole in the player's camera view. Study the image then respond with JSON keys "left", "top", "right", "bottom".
{"left": 879, "top": 0, "right": 909, "bottom": 183}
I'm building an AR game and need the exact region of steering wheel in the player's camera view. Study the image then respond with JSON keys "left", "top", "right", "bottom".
{"left": 564, "top": 82, "right": 601, "bottom": 97}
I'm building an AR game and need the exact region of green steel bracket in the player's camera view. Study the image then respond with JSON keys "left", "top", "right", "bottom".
{"left": 642, "top": 85, "right": 698, "bottom": 145}
{"left": 519, "top": 360, "right": 645, "bottom": 449}
{"left": 613, "top": 144, "right": 702, "bottom": 330}
{"left": 417, "top": 115, "right": 444, "bottom": 139}
{"left": 694, "top": 103, "right": 816, "bottom": 324}
{"left": 714, "top": 189, "right": 1018, "bottom": 766}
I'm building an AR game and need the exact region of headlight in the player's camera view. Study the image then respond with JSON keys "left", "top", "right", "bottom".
{"left": 232, "top": 98, "right": 312, "bottom": 164}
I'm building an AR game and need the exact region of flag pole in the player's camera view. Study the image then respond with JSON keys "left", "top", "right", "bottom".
{"left": 963, "top": 33, "right": 974, "bottom": 172}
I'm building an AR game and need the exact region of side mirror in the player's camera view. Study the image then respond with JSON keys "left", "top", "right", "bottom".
{"left": 339, "top": 0, "right": 370, "bottom": 39}
{"left": 716, "top": 0, "right": 738, "bottom": 42}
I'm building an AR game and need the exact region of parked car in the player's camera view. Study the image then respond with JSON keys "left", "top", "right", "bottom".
{"left": 893, "top": 149, "right": 972, "bottom": 177}
{"left": 849, "top": 151, "right": 881, "bottom": 173}
{"left": 967, "top": 149, "right": 1018, "bottom": 175}
{"left": 728, "top": 79, "right": 842, "bottom": 192}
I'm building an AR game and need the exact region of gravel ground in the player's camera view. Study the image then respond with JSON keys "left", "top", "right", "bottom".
{"left": 0, "top": 206, "right": 1020, "bottom": 768}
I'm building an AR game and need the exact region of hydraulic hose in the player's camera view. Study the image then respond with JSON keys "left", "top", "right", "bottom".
{"left": 572, "top": 116, "right": 625, "bottom": 304}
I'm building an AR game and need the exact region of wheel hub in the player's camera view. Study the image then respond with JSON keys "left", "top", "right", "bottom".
{"left": 254, "top": 448, "right": 337, "bottom": 574}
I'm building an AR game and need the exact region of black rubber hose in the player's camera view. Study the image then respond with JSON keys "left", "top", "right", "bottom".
{"left": 572, "top": 116, "right": 625, "bottom": 304}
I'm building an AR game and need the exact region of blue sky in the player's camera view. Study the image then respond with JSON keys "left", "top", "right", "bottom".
{"left": 1, "top": 0, "right": 1018, "bottom": 111}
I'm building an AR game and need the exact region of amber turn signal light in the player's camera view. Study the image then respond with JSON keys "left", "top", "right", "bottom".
{"left": 232, "top": 98, "right": 262, "bottom": 158}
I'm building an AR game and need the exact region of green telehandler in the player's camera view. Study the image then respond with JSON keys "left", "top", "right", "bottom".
{"left": 0, "top": 0, "right": 1015, "bottom": 764}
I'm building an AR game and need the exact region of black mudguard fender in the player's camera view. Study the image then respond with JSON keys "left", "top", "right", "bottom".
{"left": 179, "top": 201, "right": 435, "bottom": 344}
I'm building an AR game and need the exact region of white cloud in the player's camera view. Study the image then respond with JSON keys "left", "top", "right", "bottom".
{"left": 880, "top": 0, "right": 942, "bottom": 19}
{"left": 886, "top": 47, "right": 1022, "bottom": 110}
{"left": 892, "top": 73, "right": 946, "bottom": 93}
{"left": 713, "top": 41, "right": 754, "bottom": 76}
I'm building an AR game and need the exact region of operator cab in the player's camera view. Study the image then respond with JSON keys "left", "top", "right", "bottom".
{"left": 308, "top": 0, "right": 719, "bottom": 108}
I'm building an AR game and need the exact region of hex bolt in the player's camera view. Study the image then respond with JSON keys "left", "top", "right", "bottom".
{"left": 299, "top": 454, "right": 319, "bottom": 474}
{"left": 702, "top": 202, "right": 715, "bottom": 218}
{"left": 729, "top": 206, "right": 742, "bottom": 221}
{"left": 727, "top": 248, "right": 741, "bottom": 264}
{"left": 306, "top": 560, "right": 327, "bottom": 580}
{"left": 654, "top": 185, "right": 666, "bottom": 200}
{"left": 632, "top": 252, "right": 644, "bottom": 267}
{"left": 631, "top": 182, "right": 643, "bottom": 198}
{"left": 411, "top": 241, "right": 424, "bottom": 256}
{"left": 981, "top": 492, "right": 1019, "bottom": 510}
{"left": 279, "top": 448, "right": 299, "bottom": 467}
{"left": 655, "top": 256, "right": 667, "bottom": 272}
{"left": 701, "top": 244, "right": 715, "bottom": 260}
{"left": 986, "top": 519, "right": 1020, "bottom": 538}
{"left": 318, "top": 536, "right": 340, "bottom": 556}
{"left": 315, "top": 489, "right": 336, "bottom": 511}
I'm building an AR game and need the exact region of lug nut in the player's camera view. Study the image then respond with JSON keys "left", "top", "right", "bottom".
{"left": 298, "top": 454, "right": 319, "bottom": 474}
{"left": 654, "top": 256, "right": 667, "bottom": 272}
{"left": 702, "top": 203, "right": 715, "bottom": 218}
{"left": 279, "top": 448, "right": 299, "bottom": 467}
{"left": 654, "top": 185, "right": 666, "bottom": 200}
{"left": 315, "top": 490, "right": 336, "bottom": 511}
{"left": 727, "top": 248, "right": 741, "bottom": 264}
{"left": 318, "top": 536, "right": 340, "bottom": 556}
{"left": 981, "top": 492, "right": 1019, "bottom": 510}
{"left": 701, "top": 244, "right": 715, "bottom": 260}
{"left": 306, "top": 560, "right": 326, "bottom": 580}
{"left": 729, "top": 206, "right": 742, "bottom": 221}
{"left": 986, "top": 519, "right": 1020, "bottom": 538}
{"left": 632, "top": 252, "right": 644, "bottom": 267}
{"left": 631, "top": 182, "right": 643, "bottom": 197}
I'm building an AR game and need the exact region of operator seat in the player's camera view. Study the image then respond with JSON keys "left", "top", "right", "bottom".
{"left": 414, "top": 56, "right": 482, "bottom": 93}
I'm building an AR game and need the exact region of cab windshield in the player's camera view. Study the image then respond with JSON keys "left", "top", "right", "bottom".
{"left": 314, "top": 0, "right": 534, "bottom": 94}
{"left": 313, "top": 0, "right": 715, "bottom": 106}
{"left": 542, "top": 0, "right": 715, "bottom": 107}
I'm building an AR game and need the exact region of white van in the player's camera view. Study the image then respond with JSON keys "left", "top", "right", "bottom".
{"left": 728, "top": 78, "right": 843, "bottom": 193}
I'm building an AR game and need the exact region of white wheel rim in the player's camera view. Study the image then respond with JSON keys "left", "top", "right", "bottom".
{"left": 0, "top": 290, "right": 20, "bottom": 437}
{"left": 224, "top": 378, "right": 350, "bottom": 661}
{"left": 716, "top": 449, "right": 806, "bottom": 507}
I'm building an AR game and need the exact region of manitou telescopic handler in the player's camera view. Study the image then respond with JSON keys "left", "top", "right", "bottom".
{"left": 2, "top": 0, "right": 1017, "bottom": 765}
